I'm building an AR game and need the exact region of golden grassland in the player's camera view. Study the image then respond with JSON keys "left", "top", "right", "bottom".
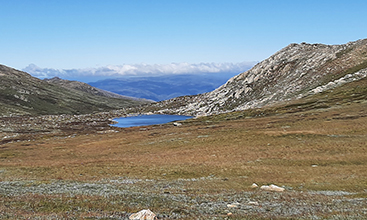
{"left": 0, "top": 78, "right": 367, "bottom": 218}
{"left": 1, "top": 101, "right": 366, "bottom": 192}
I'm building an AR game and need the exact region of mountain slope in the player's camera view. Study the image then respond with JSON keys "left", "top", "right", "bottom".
{"left": 142, "top": 39, "right": 367, "bottom": 116}
{"left": 0, "top": 65, "right": 150, "bottom": 116}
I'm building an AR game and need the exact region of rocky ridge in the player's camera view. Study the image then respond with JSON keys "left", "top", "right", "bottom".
{"left": 142, "top": 39, "right": 367, "bottom": 116}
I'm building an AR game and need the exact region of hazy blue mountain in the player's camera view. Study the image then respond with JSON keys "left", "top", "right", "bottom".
{"left": 88, "top": 72, "right": 242, "bottom": 101}
{"left": 23, "top": 62, "right": 256, "bottom": 83}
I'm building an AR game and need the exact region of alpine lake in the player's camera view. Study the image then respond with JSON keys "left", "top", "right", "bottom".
{"left": 111, "top": 114, "right": 193, "bottom": 128}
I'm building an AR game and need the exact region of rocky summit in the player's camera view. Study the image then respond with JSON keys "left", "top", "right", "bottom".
{"left": 143, "top": 39, "right": 367, "bottom": 116}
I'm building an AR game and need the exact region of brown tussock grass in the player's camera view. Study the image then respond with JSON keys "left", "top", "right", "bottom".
{"left": 1, "top": 102, "right": 367, "bottom": 192}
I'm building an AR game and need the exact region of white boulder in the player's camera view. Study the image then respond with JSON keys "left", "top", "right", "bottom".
{"left": 260, "top": 184, "right": 285, "bottom": 192}
{"left": 129, "top": 209, "right": 157, "bottom": 220}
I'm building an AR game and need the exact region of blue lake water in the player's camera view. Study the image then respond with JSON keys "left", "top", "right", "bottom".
{"left": 111, "top": 114, "right": 193, "bottom": 128}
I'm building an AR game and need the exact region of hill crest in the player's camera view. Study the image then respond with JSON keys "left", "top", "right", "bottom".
{"left": 140, "top": 39, "right": 367, "bottom": 116}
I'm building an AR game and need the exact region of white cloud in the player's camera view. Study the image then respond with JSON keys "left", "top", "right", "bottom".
{"left": 23, "top": 61, "right": 257, "bottom": 79}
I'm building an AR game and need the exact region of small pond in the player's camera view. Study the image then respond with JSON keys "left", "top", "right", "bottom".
{"left": 111, "top": 114, "right": 193, "bottom": 128}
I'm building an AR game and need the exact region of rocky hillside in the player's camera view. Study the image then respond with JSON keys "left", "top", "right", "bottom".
{"left": 0, "top": 65, "right": 151, "bottom": 116}
{"left": 142, "top": 39, "right": 367, "bottom": 116}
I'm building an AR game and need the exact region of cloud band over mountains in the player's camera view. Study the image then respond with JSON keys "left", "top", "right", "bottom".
{"left": 23, "top": 62, "right": 256, "bottom": 80}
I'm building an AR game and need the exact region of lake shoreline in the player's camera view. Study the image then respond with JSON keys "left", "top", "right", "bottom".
{"left": 110, "top": 114, "right": 193, "bottom": 128}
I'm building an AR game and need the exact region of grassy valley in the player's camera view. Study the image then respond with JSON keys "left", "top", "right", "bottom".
{"left": 0, "top": 73, "right": 366, "bottom": 219}
{"left": 1, "top": 39, "right": 367, "bottom": 219}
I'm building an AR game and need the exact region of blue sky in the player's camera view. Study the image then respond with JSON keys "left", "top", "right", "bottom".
{"left": 1, "top": 0, "right": 366, "bottom": 72}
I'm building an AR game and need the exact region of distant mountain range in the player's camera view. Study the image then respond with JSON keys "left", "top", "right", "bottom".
{"left": 44, "top": 77, "right": 151, "bottom": 102}
{"left": 0, "top": 65, "right": 151, "bottom": 116}
{"left": 22, "top": 62, "right": 256, "bottom": 83}
{"left": 22, "top": 62, "right": 255, "bottom": 102}
{"left": 2, "top": 38, "right": 367, "bottom": 118}
{"left": 88, "top": 72, "right": 243, "bottom": 101}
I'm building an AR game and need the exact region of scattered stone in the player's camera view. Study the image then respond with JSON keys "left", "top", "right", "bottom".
{"left": 311, "top": 164, "right": 318, "bottom": 167}
{"left": 173, "top": 122, "right": 182, "bottom": 126}
{"left": 251, "top": 183, "right": 258, "bottom": 188}
{"left": 248, "top": 201, "right": 259, "bottom": 206}
{"left": 129, "top": 209, "right": 157, "bottom": 220}
{"left": 227, "top": 202, "right": 240, "bottom": 208}
{"left": 260, "top": 184, "right": 285, "bottom": 192}
{"left": 0, "top": 179, "right": 365, "bottom": 219}
{"left": 96, "top": 130, "right": 118, "bottom": 134}
{"left": 227, "top": 212, "right": 233, "bottom": 216}
{"left": 197, "top": 135, "right": 209, "bottom": 138}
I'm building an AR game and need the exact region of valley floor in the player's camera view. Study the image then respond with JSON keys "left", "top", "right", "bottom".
{"left": 0, "top": 100, "right": 367, "bottom": 219}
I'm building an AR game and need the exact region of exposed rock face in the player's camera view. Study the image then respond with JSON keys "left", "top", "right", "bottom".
{"left": 143, "top": 39, "right": 367, "bottom": 116}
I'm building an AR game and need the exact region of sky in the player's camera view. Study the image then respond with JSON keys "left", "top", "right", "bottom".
{"left": 1, "top": 0, "right": 366, "bottom": 78}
